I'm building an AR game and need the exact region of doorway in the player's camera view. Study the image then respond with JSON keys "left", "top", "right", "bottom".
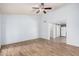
{"left": 49, "top": 23, "right": 67, "bottom": 43}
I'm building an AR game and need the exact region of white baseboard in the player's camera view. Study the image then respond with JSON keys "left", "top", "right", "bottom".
{"left": 67, "top": 43, "right": 79, "bottom": 47}
{"left": 1, "top": 37, "right": 39, "bottom": 45}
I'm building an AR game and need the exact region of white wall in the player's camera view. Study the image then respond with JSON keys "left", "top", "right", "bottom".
{"left": 2, "top": 14, "right": 39, "bottom": 44}
{"left": 0, "top": 15, "right": 1, "bottom": 40}
{"left": 37, "top": 14, "right": 42, "bottom": 38}
{"left": 41, "top": 4, "right": 79, "bottom": 47}
{"left": 66, "top": 4, "right": 79, "bottom": 47}
{"left": 50, "top": 23, "right": 53, "bottom": 38}
{"left": 39, "top": 19, "right": 50, "bottom": 39}
{"left": 0, "top": 15, "right": 2, "bottom": 47}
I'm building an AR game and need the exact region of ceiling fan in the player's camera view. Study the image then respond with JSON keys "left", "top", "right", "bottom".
{"left": 32, "top": 3, "right": 52, "bottom": 14}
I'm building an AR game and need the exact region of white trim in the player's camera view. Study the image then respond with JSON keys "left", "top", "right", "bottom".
{"left": 67, "top": 43, "right": 79, "bottom": 47}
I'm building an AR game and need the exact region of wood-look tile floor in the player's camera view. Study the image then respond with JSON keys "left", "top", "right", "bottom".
{"left": 50, "top": 36, "right": 66, "bottom": 43}
{"left": 0, "top": 38, "right": 79, "bottom": 56}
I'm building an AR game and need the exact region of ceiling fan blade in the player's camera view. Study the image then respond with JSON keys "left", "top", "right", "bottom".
{"left": 32, "top": 7, "right": 39, "bottom": 9}
{"left": 36, "top": 10, "right": 40, "bottom": 13}
{"left": 44, "top": 7, "right": 52, "bottom": 9}
{"left": 43, "top": 10, "right": 46, "bottom": 14}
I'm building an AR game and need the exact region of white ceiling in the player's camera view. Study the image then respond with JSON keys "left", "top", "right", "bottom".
{"left": 0, "top": 3, "right": 65, "bottom": 14}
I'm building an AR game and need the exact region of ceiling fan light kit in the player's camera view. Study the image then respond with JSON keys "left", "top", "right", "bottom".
{"left": 32, "top": 3, "right": 52, "bottom": 14}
